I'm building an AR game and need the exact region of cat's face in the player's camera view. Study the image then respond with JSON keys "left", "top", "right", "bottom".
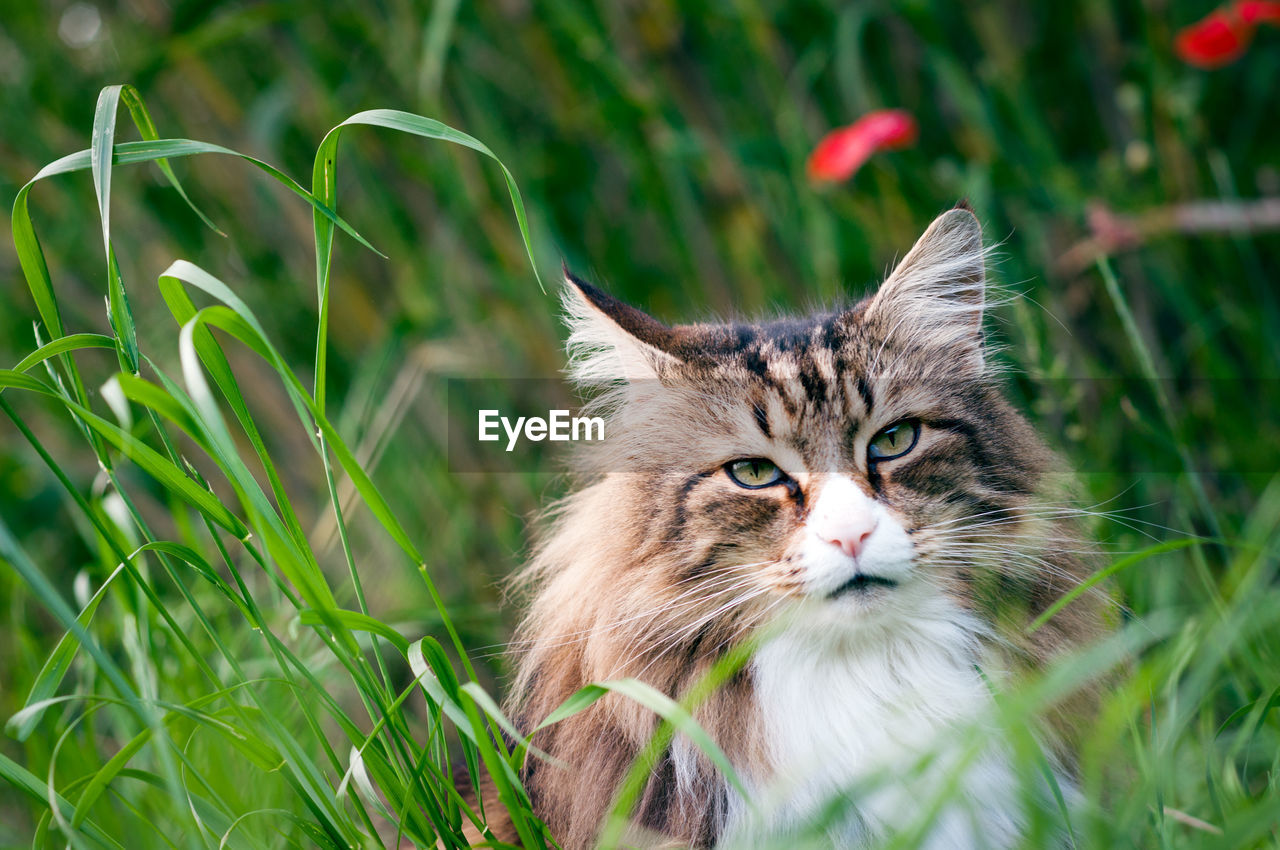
{"left": 561, "top": 208, "right": 1059, "bottom": 637}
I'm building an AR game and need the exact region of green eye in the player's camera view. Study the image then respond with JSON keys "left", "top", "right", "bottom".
{"left": 868, "top": 420, "right": 921, "bottom": 462}
{"left": 726, "top": 458, "right": 784, "bottom": 489}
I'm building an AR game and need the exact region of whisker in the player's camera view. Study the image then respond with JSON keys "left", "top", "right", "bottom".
{"left": 485, "top": 566, "right": 767, "bottom": 657}
{"left": 497, "top": 571, "right": 763, "bottom": 657}
{"left": 625, "top": 587, "right": 770, "bottom": 681}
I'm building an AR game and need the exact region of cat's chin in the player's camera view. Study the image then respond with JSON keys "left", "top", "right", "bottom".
{"left": 758, "top": 585, "right": 979, "bottom": 662}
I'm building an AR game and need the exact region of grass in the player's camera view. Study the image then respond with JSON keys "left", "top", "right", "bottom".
{"left": 1, "top": 2, "right": 1278, "bottom": 848}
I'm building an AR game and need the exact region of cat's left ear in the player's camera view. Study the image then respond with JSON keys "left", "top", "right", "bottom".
{"left": 865, "top": 204, "right": 988, "bottom": 371}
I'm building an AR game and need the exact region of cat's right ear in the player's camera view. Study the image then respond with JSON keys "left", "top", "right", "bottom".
{"left": 561, "top": 268, "right": 684, "bottom": 385}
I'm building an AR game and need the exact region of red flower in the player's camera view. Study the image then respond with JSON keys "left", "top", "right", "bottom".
{"left": 1175, "top": 1, "right": 1280, "bottom": 67}
{"left": 1237, "top": 0, "right": 1280, "bottom": 23}
{"left": 807, "top": 110, "right": 918, "bottom": 183}
{"left": 1175, "top": 9, "right": 1253, "bottom": 66}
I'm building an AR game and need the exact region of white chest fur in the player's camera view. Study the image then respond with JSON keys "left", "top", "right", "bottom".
{"left": 720, "top": 601, "right": 1027, "bottom": 849}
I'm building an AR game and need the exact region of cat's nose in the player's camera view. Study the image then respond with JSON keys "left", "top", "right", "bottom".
{"left": 816, "top": 513, "right": 878, "bottom": 558}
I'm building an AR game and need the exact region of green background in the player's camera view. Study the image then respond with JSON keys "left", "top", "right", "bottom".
{"left": 1, "top": 1, "right": 1277, "bottom": 847}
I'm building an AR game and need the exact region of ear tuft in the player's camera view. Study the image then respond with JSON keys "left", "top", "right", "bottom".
{"left": 866, "top": 207, "right": 991, "bottom": 371}
{"left": 888, "top": 207, "right": 984, "bottom": 294}
{"left": 563, "top": 270, "right": 679, "bottom": 352}
{"left": 561, "top": 270, "right": 682, "bottom": 385}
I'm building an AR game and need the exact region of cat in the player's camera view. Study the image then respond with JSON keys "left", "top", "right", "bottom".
{"left": 499, "top": 205, "right": 1113, "bottom": 849}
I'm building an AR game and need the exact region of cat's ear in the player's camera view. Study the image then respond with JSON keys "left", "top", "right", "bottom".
{"left": 866, "top": 204, "right": 988, "bottom": 371}
{"left": 561, "top": 268, "right": 685, "bottom": 384}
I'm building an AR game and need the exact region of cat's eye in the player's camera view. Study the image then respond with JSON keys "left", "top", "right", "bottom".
{"left": 726, "top": 458, "right": 785, "bottom": 489}
{"left": 867, "top": 420, "right": 921, "bottom": 462}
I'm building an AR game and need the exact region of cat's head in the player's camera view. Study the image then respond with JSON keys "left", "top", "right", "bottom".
{"left": 537, "top": 206, "right": 1083, "bottom": 656}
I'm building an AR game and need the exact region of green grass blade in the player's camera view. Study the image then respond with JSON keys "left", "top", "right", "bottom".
{"left": 117, "top": 84, "right": 224, "bottom": 235}
{"left": 0, "top": 752, "right": 125, "bottom": 850}
{"left": 11, "top": 185, "right": 64, "bottom": 338}
{"left": 408, "top": 638, "right": 474, "bottom": 738}
{"left": 598, "top": 678, "right": 746, "bottom": 798}
{"left": 458, "top": 682, "right": 552, "bottom": 765}
{"left": 0, "top": 508, "right": 138, "bottom": 707}
{"left": 1027, "top": 537, "right": 1214, "bottom": 634}
{"left": 105, "top": 250, "right": 139, "bottom": 374}
{"left": 90, "top": 86, "right": 120, "bottom": 251}
{"left": 0, "top": 372, "right": 248, "bottom": 536}
{"left": 91, "top": 87, "right": 140, "bottom": 374}
{"left": 16, "top": 138, "right": 378, "bottom": 264}
{"left": 309, "top": 107, "right": 544, "bottom": 413}
{"left": 8, "top": 563, "right": 126, "bottom": 741}
{"left": 71, "top": 727, "right": 153, "bottom": 828}
{"left": 298, "top": 609, "right": 410, "bottom": 656}
{"left": 155, "top": 282, "right": 314, "bottom": 552}
{"left": 329, "top": 109, "right": 543, "bottom": 292}
{"left": 157, "top": 260, "right": 426, "bottom": 581}
{"left": 10, "top": 333, "right": 116, "bottom": 373}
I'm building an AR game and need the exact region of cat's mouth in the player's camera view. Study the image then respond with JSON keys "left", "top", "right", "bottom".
{"left": 829, "top": 573, "right": 899, "bottom": 598}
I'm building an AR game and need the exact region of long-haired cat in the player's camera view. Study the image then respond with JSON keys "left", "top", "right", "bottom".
{"left": 501, "top": 206, "right": 1112, "bottom": 848}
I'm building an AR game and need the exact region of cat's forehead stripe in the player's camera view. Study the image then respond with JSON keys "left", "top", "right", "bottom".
{"left": 854, "top": 375, "right": 875, "bottom": 412}
{"left": 751, "top": 401, "right": 771, "bottom": 438}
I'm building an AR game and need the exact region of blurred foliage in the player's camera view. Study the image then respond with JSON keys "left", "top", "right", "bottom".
{"left": 1, "top": 0, "right": 1278, "bottom": 846}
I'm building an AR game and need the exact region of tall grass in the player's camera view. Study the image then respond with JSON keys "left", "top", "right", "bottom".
{"left": 2, "top": 3, "right": 1279, "bottom": 848}
{"left": 0, "top": 84, "right": 767, "bottom": 850}
{"left": 2, "top": 85, "right": 557, "bottom": 849}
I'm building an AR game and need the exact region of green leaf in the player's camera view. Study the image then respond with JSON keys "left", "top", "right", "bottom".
{"left": 158, "top": 259, "right": 423, "bottom": 579}
{"left": 72, "top": 727, "right": 153, "bottom": 828}
{"left": 458, "top": 682, "right": 552, "bottom": 764}
{"left": 117, "top": 84, "right": 224, "bottom": 235}
{"left": 309, "top": 108, "right": 543, "bottom": 415}
{"left": 535, "top": 684, "right": 609, "bottom": 731}
{"left": 0, "top": 370, "right": 248, "bottom": 537}
{"left": 596, "top": 678, "right": 746, "bottom": 798}
{"left": 8, "top": 564, "right": 126, "bottom": 741}
{"left": 408, "top": 638, "right": 473, "bottom": 738}
{"left": 10, "top": 333, "right": 116, "bottom": 374}
{"left": 0, "top": 752, "right": 124, "bottom": 849}
{"left": 1026, "top": 537, "right": 1214, "bottom": 634}
{"left": 90, "top": 85, "right": 121, "bottom": 251}
{"left": 299, "top": 608, "right": 410, "bottom": 655}
{"left": 320, "top": 109, "right": 541, "bottom": 290}
{"left": 92, "top": 87, "right": 140, "bottom": 373}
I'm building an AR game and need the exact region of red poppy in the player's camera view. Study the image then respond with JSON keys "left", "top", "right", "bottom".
{"left": 1175, "top": 9, "right": 1253, "bottom": 66}
{"left": 1237, "top": 0, "right": 1280, "bottom": 23}
{"left": 1175, "top": 0, "right": 1280, "bottom": 67}
{"left": 807, "top": 110, "right": 918, "bottom": 183}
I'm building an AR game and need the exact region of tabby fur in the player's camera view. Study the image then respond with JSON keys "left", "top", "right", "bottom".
{"left": 500, "top": 206, "right": 1112, "bottom": 848}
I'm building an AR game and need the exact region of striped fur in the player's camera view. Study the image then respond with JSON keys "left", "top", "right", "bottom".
{"left": 502, "top": 207, "right": 1112, "bottom": 848}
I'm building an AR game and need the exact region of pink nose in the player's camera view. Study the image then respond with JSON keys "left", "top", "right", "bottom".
{"left": 817, "top": 514, "right": 878, "bottom": 558}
